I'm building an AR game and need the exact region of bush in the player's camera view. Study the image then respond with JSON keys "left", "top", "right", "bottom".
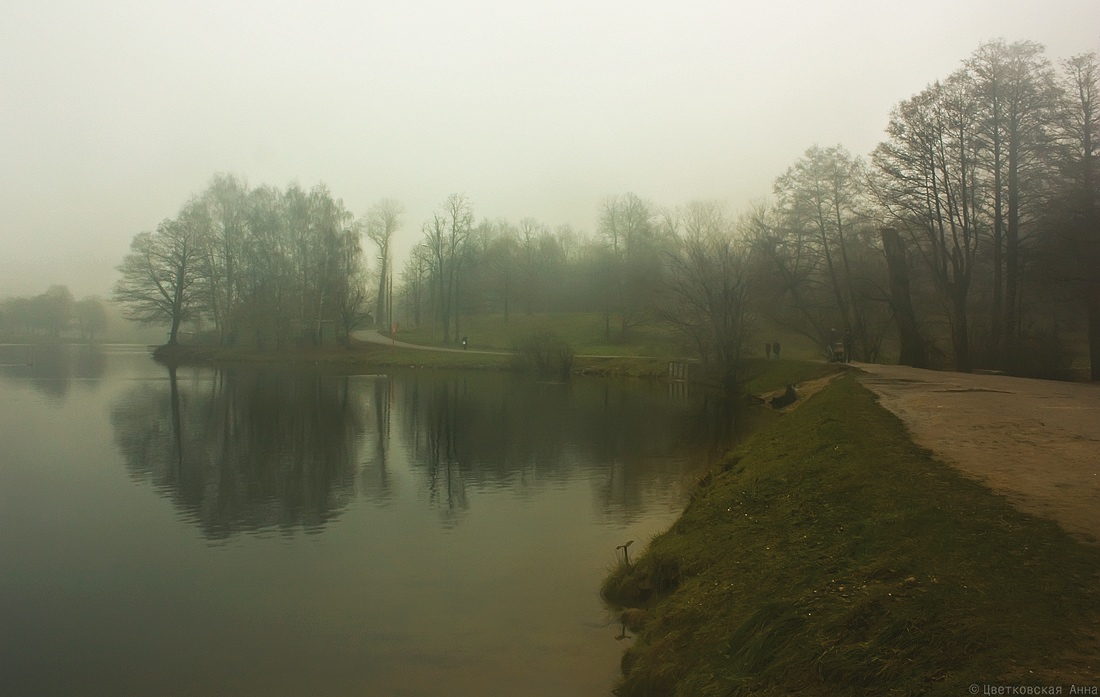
{"left": 512, "top": 331, "right": 574, "bottom": 379}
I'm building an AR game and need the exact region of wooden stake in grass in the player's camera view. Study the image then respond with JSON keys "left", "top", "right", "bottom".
{"left": 616, "top": 540, "right": 634, "bottom": 567}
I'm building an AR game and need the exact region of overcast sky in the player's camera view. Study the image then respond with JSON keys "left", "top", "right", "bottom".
{"left": 1, "top": 0, "right": 1097, "bottom": 297}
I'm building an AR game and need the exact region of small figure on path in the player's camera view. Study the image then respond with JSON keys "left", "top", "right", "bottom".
{"left": 843, "top": 330, "right": 853, "bottom": 363}
{"left": 462, "top": 336, "right": 469, "bottom": 350}
{"left": 772, "top": 341, "right": 781, "bottom": 359}
{"left": 765, "top": 342, "right": 772, "bottom": 360}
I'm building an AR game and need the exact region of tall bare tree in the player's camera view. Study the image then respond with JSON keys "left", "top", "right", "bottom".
{"left": 598, "top": 193, "right": 664, "bottom": 340}
{"left": 1052, "top": 52, "right": 1100, "bottom": 378}
{"left": 872, "top": 73, "right": 984, "bottom": 371}
{"left": 365, "top": 199, "right": 404, "bottom": 330}
{"left": 114, "top": 214, "right": 204, "bottom": 345}
{"left": 966, "top": 40, "right": 1059, "bottom": 363}
{"left": 771, "top": 145, "right": 877, "bottom": 358}
{"left": 661, "top": 201, "right": 754, "bottom": 394}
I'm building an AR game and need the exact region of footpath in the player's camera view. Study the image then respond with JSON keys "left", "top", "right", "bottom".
{"left": 855, "top": 363, "right": 1100, "bottom": 544}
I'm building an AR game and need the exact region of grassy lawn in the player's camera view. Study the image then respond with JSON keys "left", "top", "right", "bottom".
{"left": 161, "top": 326, "right": 842, "bottom": 387}
{"left": 396, "top": 313, "right": 687, "bottom": 356}
{"left": 602, "top": 375, "right": 1100, "bottom": 695}
{"left": 156, "top": 339, "right": 516, "bottom": 371}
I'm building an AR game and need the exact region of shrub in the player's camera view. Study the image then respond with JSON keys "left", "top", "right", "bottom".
{"left": 512, "top": 331, "right": 574, "bottom": 379}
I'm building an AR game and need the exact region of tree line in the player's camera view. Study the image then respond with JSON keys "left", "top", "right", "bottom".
{"left": 0, "top": 285, "right": 108, "bottom": 341}
{"left": 396, "top": 40, "right": 1098, "bottom": 381}
{"left": 114, "top": 39, "right": 1097, "bottom": 382}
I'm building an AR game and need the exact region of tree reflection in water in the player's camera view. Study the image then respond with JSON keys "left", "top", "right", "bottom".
{"left": 0, "top": 343, "right": 105, "bottom": 400}
{"left": 111, "top": 367, "right": 762, "bottom": 536}
{"left": 393, "top": 372, "right": 760, "bottom": 525}
{"left": 111, "top": 366, "right": 363, "bottom": 539}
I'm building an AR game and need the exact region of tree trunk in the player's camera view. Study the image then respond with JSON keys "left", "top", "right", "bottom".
{"left": 375, "top": 256, "right": 387, "bottom": 330}
{"left": 453, "top": 282, "right": 461, "bottom": 344}
{"left": 1089, "top": 283, "right": 1100, "bottom": 381}
{"left": 990, "top": 115, "right": 1004, "bottom": 365}
{"left": 1004, "top": 136, "right": 1020, "bottom": 365}
{"left": 952, "top": 292, "right": 971, "bottom": 373}
{"left": 881, "top": 229, "right": 927, "bottom": 368}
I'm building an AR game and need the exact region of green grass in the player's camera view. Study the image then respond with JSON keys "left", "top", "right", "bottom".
{"left": 741, "top": 358, "right": 842, "bottom": 395}
{"left": 159, "top": 325, "right": 841, "bottom": 384}
{"left": 602, "top": 376, "right": 1100, "bottom": 695}
{"left": 154, "top": 339, "right": 514, "bottom": 371}
{"left": 397, "top": 313, "right": 685, "bottom": 357}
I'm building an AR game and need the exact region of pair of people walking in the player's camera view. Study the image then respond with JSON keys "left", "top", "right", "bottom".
{"left": 765, "top": 341, "right": 781, "bottom": 360}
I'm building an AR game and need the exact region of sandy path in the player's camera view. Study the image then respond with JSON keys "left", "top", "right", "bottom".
{"left": 854, "top": 363, "right": 1100, "bottom": 544}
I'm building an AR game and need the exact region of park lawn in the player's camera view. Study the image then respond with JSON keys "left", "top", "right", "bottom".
{"left": 394, "top": 313, "right": 690, "bottom": 357}
{"left": 394, "top": 312, "right": 834, "bottom": 362}
{"left": 602, "top": 375, "right": 1100, "bottom": 695}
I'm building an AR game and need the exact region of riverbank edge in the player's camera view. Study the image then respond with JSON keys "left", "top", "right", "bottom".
{"left": 149, "top": 342, "right": 840, "bottom": 387}
{"left": 601, "top": 375, "right": 1100, "bottom": 695}
{"left": 151, "top": 341, "right": 683, "bottom": 377}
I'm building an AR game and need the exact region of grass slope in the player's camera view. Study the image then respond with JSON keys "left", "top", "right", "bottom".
{"left": 153, "top": 340, "right": 513, "bottom": 370}
{"left": 602, "top": 376, "right": 1100, "bottom": 695}
{"left": 397, "top": 313, "right": 685, "bottom": 356}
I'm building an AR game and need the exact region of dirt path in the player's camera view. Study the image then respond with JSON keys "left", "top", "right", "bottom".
{"left": 354, "top": 330, "right": 510, "bottom": 354}
{"left": 854, "top": 363, "right": 1100, "bottom": 544}
{"left": 353, "top": 330, "right": 678, "bottom": 360}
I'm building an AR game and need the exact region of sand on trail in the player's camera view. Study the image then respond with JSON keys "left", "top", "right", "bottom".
{"left": 853, "top": 363, "right": 1100, "bottom": 544}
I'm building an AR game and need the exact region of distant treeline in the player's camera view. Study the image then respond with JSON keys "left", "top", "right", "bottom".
{"left": 115, "top": 39, "right": 1099, "bottom": 381}
{"left": 0, "top": 286, "right": 108, "bottom": 341}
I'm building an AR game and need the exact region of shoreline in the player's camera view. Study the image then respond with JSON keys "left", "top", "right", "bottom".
{"left": 601, "top": 375, "right": 1100, "bottom": 694}
{"left": 150, "top": 341, "right": 830, "bottom": 384}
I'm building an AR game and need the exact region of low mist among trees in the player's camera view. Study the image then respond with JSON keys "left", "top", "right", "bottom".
{"left": 111, "top": 39, "right": 1098, "bottom": 382}
{"left": 113, "top": 176, "right": 381, "bottom": 349}
{"left": 0, "top": 286, "right": 110, "bottom": 342}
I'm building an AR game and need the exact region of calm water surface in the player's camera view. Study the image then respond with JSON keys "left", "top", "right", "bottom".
{"left": 0, "top": 345, "right": 757, "bottom": 696}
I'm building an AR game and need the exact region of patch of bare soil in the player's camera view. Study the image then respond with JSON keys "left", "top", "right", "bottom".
{"left": 856, "top": 363, "right": 1100, "bottom": 544}
{"left": 759, "top": 373, "right": 843, "bottom": 410}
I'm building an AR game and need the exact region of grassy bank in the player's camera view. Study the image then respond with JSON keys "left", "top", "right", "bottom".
{"left": 153, "top": 340, "right": 513, "bottom": 370}
{"left": 153, "top": 336, "right": 839, "bottom": 387}
{"left": 395, "top": 313, "right": 685, "bottom": 357}
{"left": 602, "top": 376, "right": 1100, "bottom": 695}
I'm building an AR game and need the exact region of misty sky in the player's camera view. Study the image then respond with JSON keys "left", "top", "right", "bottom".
{"left": 1, "top": 0, "right": 1098, "bottom": 298}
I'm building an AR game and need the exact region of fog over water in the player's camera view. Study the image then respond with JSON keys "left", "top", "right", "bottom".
{"left": 1, "top": 0, "right": 1097, "bottom": 297}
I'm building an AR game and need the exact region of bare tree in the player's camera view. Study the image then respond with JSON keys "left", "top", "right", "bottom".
{"left": 365, "top": 199, "right": 404, "bottom": 330}
{"left": 1052, "top": 52, "right": 1100, "bottom": 378}
{"left": 400, "top": 242, "right": 430, "bottom": 327}
{"left": 113, "top": 214, "right": 204, "bottom": 345}
{"left": 661, "top": 201, "right": 754, "bottom": 394}
{"left": 194, "top": 174, "right": 249, "bottom": 344}
{"left": 485, "top": 219, "right": 520, "bottom": 321}
{"left": 75, "top": 296, "right": 109, "bottom": 341}
{"left": 598, "top": 193, "right": 664, "bottom": 340}
{"left": 967, "top": 40, "right": 1060, "bottom": 363}
{"left": 771, "top": 145, "right": 879, "bottom": 358}
{"left": 420, "top": 194, "right": 473, "bottom": 344}
{"left": 872, "top": 74, "right": 984, "bottom": 371}
{"left": 444, "top": 194, "right": 473, "bottom": 343}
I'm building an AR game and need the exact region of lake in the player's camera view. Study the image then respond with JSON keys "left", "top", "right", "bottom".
{"left": 0, "top": 344, "right": 758, "bottom": 696}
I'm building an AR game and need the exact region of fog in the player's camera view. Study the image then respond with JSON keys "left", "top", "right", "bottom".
{"left": 1, "top": 0, "right": 1097, "bottom": 297}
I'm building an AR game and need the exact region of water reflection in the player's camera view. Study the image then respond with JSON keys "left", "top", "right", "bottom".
{"left": 394, "top": 373, "right": 759, "bottom": 525}
{"left": 110, "top": 367, "right": 760, "bottom": 537}
{"left": 0, "top": 343, "right": 105, "bottom": 399}
{"left": 111, "top": 367, "right": 362, "bottom": 539}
